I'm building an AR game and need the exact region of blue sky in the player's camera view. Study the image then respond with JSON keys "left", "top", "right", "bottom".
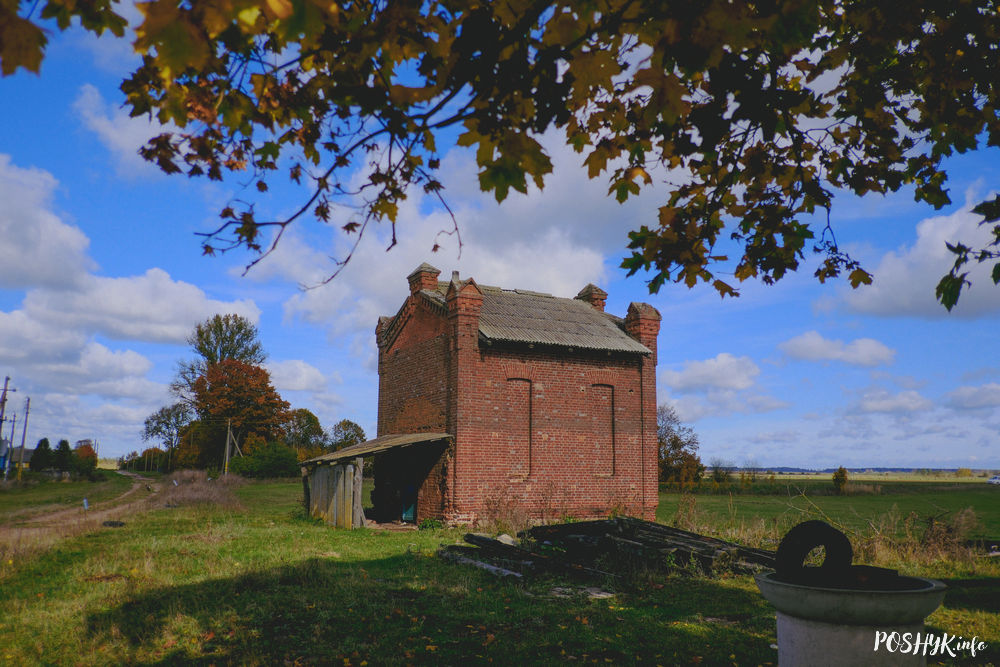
{"left": 1, "top": 18, "right": 998, "bottom": 469}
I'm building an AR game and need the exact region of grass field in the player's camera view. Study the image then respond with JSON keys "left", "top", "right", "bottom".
{"left": 0, "top": 473, "right": 997, "bottom": 665}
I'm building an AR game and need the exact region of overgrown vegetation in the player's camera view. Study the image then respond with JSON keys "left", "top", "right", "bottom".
{"left": 0, "top": 476, "right": 997, "bottom": 665}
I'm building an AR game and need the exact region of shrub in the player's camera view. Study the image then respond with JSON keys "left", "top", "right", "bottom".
{"left": 710, "top": 458, "right": 732, "bottom": 484}
{"left": 229, "top": 442, "right": 299, "bottom": 478}
{"left": 72, "top": 443, "right": 98, "bottom": 475}
{"left": 832, "top": 466, "right": 848, "bottom": 495}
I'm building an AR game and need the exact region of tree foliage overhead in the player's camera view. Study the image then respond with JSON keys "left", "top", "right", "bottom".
{"left": 4, "top": 1, "right": 1000, "bottom": 307}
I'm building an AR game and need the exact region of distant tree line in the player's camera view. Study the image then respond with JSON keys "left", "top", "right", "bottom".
{"left": 29, "top": 438, "right": 97, "bottom": 477}
{"left": 137, "top": 314, "right": 366, "bottom": 478}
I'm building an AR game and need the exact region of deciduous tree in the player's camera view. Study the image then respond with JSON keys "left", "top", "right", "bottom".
{"left": 142, "top": 402, "right": 193, "bottom": 469}
{"left": 327, "top": 419, "right": 366, "bottom": 452}
{"left": 72, "top": 442, "right": 98, "bottom": 475}
{"left": 3, "top": 1, "right": 998, "bottom": 308}
{"left": 191, "top": 359, "right": 290, "bottom": 466}
{"left": 173, "top": 314, "right": 266, "bottom": 402}
{"left": 657, "top": 404, "right": 703, "bottom": 487}
{"left": 281, "top": 408, "right": 326, "bottom": 460}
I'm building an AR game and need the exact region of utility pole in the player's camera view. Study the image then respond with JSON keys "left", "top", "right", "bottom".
{"left": 4, "top": 412, "right": 14, "bottom": 481}
{"left": 223, "top": 419, "right": 231, "bottom": 475}
{"left": 16, "top": 397, "right": 29, "bottom": 481}
{"left": 0, "top": 376, "right": 10, "bottom": 434}
{"left": 0, "top": 376, "right": 12, "bottom": 478}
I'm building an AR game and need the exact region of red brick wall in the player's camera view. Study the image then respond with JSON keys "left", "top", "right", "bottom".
{"left": 377, "top": 286, "right": 659, "bottom": 524}
{"left": 450, "top": 347, "right": 657, "bottom": 521}
{"left": 377, "top": 296, "right": 452, "bottom": 520}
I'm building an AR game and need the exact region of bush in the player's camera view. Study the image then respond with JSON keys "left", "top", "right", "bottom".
{"left": 229, "top": 442, "right": 299, "bottom": 479}
{"left": 73, "top": 443, "right": 98, "bottom": 475}
{"left": 832, "top": 466, "right": 848, "bottom": 495}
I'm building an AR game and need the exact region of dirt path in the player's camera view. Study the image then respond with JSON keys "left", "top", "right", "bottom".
{"left": 0, "top": 472, "right": 161, "bottom": 560}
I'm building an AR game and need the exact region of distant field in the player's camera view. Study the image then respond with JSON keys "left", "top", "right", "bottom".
{"left": 658, "top": 484, "right": 1000, "bottom": 539}
{"left": 0, "top": 474, "right": 997, "bottom": 665}
{"left": 772, "top": 471, "right": 996, "bottom": 483}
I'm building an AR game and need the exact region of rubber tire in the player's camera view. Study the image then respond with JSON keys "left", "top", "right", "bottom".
{"left": 775, "top": 519, "right": 853, "bottom": 574}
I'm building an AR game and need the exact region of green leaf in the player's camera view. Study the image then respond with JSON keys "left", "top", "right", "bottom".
{"left": 935, "top": 273, "right": 969, "bottom": 311}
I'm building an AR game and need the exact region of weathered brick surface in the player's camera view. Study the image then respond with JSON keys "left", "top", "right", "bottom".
{"left": 376, "top": 267, "right": 660, "bottom": 523}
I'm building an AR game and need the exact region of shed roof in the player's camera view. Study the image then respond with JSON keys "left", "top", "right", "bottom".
{"left": 302, "top": 432, "right": 452, "bottom": 467}
{"left": 419, "top": 283, "right": 650, "bottom": 355}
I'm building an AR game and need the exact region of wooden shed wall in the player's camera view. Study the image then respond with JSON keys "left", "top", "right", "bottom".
{"left": 306, "top": 457, "right": 364, "bottom": 528}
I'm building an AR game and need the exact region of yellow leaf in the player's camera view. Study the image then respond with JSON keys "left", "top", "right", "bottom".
{"left": 266, "top": 0, "right": 294, "bottom": 20}
{"left": 626, "top": 166, "right": 652, "bottom": 185}
{"left": 0, "top": 14, "right": 46, "bottom": 75}
{"left": 238, "top": 6, "right": 262, "bottom": 27}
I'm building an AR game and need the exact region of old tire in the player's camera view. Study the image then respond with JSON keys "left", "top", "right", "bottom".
{"left": 775, "top": 519, "right": 852, "bottom": 574}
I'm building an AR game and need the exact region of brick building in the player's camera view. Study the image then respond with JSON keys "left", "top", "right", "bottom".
{"left": 366, "top": 263, "right": 661, "bottom": 524}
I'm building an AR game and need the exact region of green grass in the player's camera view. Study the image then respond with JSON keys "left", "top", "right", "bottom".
{"left": 0, "top": 477, "right": 997, "bottom": 665}
{"left": 0, "top": 470, "right": 132, "bottom": 520}
{"left": 657, "top": 482, "right": 1000, "bottom": 539}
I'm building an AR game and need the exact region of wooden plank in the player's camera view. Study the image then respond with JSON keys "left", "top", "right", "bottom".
{"left": 338, "top": 464, "right": 354, "bottom": 529}
{"left": 311, "top": 466, "right": 330, "bottom": 521}
{"left": 438, "top": 548, "right": 524, "bottom": 578}
{"left": 329, "top": 465, "right": 342, "bottom": 526}
{"left": 464, "top": 533, "right": 616, "bottom": 579}
{"left": 353, "top": 457, "right": 364, "bottom": 528}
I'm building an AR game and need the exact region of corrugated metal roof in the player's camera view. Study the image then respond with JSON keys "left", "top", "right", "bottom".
{"left": 418, "top": 282, "right": 649, "bottom": 354}
{"left": 478, "top": 288, "right": 650, "bottom": 354}
{"left": 302, "top": 432, "right": 452, "bottom": 466}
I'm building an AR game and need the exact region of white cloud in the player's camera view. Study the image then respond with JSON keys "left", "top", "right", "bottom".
{"left": 664, "top": 388, "right": 788, "bottom": 423}
{"left": 845, "top": 193, "right": 1000, "bottom": 318}
{"left": 746, "top": 430, "right": 801, "bottom": 445}
{"left": 856, "top": 389, "right": 932, "bottom": 414}
{"left": 267, "top": 360, "right": 327, "bottom": 392}
{"left": 0, "top": 155, "right": 94, "bottom": 288}
{"left": 661, "top": 353, "right": 760, "bottom": 392}
{"left": 947, "top": 383, "right": 1000, "bottom": 410}
{"left": 73, "top": 84, "right": 175, "bottom": 178}
{"left": 249, "top": 130, "right": 666, "bottom": 336}
{"left": 24, "top": 268, "right": 260, "bottom": 344}
{"left": 779, "top": 330, "right": 895, "bottom": 367}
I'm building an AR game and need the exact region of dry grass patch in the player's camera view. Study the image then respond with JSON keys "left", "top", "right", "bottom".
{"left": 156, "top": 471, "right": 245, "bottom": 510}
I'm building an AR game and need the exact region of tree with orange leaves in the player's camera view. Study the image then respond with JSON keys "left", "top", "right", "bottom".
{"left": 189, "top": 359, "right": 290, "bottom": 468}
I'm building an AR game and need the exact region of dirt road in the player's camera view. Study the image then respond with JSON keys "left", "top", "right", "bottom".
{"left": 0, "top": 471, "right": 159, "bottom": 560}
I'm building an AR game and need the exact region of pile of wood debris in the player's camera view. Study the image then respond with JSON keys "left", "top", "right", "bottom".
{"left": 439, "top": 516, "right": 776, "bottom": 580}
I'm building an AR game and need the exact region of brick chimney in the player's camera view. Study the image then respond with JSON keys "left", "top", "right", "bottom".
{"left": 407, "top": 262, "right": 441, "bottom": 295}
{"left": 575, "top": 283, "right": 608, "bottom": 312}
{"left": 624, "top": 302, "right": 661, "bottom": 361}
